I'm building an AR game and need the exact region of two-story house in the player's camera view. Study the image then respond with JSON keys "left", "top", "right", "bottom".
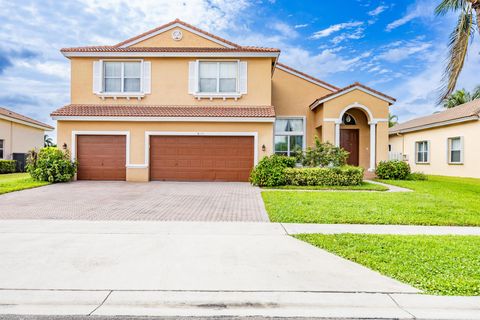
{"left": 51, "top": 19, "right": 395, "bottom": 182}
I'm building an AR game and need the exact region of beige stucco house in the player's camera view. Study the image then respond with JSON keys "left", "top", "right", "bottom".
{"left": 51, "top": 19, "right": 395, "bottom": 182}
{"left": 389, "top": 100, "right": 480, "bottom": 178}
{"left": 0, "top": 107, "right": 54, "bottom": 161}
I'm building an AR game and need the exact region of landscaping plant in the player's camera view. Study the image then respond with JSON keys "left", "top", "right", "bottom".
{"left": 284, "top": 166, "right": 364, "bottom": 186}
{"left": 0, "top": 160, "right": 17, "bottom": 174}
{"left": 375, "top": 160, "right": 411, "bottom": 180}
{"left": 26, "top": 147, "right": 77, "bottom": 183}
{"left": 249, "top": 155, "right": 295, "bottom": 187}
{"left": 295, "top": 137, "right": 349, "bottom": 167}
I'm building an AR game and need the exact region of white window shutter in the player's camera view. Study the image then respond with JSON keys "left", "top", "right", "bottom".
{"left": 143, "top": 61, "right": 151, "bottom": 94}
{"left": 188, "top": 61, "right": 198, "bottom": 94}
{"left": 239, "top": 61, "right": 248, "bottom": 94}
{"left": 92, "top": 60, "right": 102, "bottom": 93}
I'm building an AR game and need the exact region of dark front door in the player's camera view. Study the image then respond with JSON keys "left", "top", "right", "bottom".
{"left": 340, "top": 129, "right": 359, "bottom": 166}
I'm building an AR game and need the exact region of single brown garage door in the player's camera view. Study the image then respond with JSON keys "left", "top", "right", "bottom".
{"left": 150, "top": 136, "right": 254, "bottom": 182}
{"left": 76, "top": 135, "right": 126, "bottom": 181}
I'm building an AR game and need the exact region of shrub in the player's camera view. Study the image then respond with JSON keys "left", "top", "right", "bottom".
{"left": 284, "top": 166, "right": 364, "bottom": 186}
{"left": 375, "top": 160, "right": 411, "bottom": 180}
{"left": 407, "top": 172, "right": 428, "bottom": 181}
{"left": 250, "top": 155, "right": 296, "bottom": 187}
{"left": 26, "top": 147, "right": 77, "bottom": 182}
{"left": 296, "top": 137, "right": 349, "bottom": 168}
{"left": 0, "top": 160, "right": 17, "bottom": 174}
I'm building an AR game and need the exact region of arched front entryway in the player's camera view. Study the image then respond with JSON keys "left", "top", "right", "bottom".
{"left": 334, "top": 103, "right": 376, "bottom": 171}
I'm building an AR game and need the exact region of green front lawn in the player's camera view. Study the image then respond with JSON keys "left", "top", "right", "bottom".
{"left": 264, "top": 181, "right": 388, "bottom": 191}
{"left": 295, "top": 234, "right": 480, "bottom": 296}
{"left": 0, "top": 173, "right": 50, "bottom": 195}
{"left": 263, "top": 176, "right": 480, "bottom": 226}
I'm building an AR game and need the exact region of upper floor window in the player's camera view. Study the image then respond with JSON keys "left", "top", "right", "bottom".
{"left": 199, "top": 61, "right": 238, "bottom": 93}
{"left": 448, "top": 137, "right": 463, "bottom": 164}
{"left": 415, "top": 140, "right": 429, "bottom": 164}
{"left": 0, "top": 139, "right": 4, "bottom": 159}
{"left": 274, "top": 118, "right": 304, "bottom": 157}
{"left": 103, "top": 61, "right": 141, "bottom": 93}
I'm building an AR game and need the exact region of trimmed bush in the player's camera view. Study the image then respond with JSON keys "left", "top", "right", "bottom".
{"left": 26, "top": 147, "right": 77, "bottom": 183}
{"left": 0, "top": 160, "right": 17, "bottom": 174}
{"left": 284, "top": 166, "right": 364, "bottom": 186}
{"left": 296, "top": 137, "right": 349, "bottom": 167}
{"left": 407, "top": 172, "right": 428, "bottom": 181}
{"left": 250, "top": 155, "right": 296, "bottom": 187}
{"left": 375, "top": 160, "right": 411, "bottom": 180}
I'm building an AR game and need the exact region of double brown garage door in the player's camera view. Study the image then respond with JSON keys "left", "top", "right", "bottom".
{"left": 76, "top": 135, "right": 254, "bottom": 182}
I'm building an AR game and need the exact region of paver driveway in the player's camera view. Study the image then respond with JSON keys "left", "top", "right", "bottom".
{"left": 0, "top": 181, "right": 269, "bottom": 222}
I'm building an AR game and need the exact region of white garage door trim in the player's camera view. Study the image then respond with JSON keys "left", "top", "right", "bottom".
{"left": 71, "top": 130, "right": 131, "bottom": 166}
{"left": 144, "top": 131, "right": 259, "bottom": 168}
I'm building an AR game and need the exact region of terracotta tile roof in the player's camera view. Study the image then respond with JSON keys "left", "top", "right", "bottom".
{"left": 115, "top": 19, "right": 241, "bottom": 48}
{"left": 50, "top": 104, "right": 276, "bottom": 118}
{"left": 390, "top": 99, "right": 480, "bottom": 134}
{"left": 60, "top": 46, "right": 280, "bottom": 53}
{"left": 0, "top": 106, "right": 54, "bottom": 130}
{"left": 276, "top": 63, "right": 340, "bottom": 91}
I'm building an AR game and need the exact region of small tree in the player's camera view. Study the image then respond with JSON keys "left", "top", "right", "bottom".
{"left": 26, "top": 147, "right": 77, "bottom": 182}
{"left": 296, "top": 137, "right": 349, "bottom": 168}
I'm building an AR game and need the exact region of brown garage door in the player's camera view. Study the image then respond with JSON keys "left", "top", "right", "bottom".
{"left": 150, "top": 136, "right": 254, "bottom": 182}
{"left": 76, "top": 135, "right": 126, "bottom": 181}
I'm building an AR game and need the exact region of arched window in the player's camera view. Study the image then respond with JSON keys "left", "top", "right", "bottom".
{"left": 342, "top": 113, "right": 356, "bottom": 125}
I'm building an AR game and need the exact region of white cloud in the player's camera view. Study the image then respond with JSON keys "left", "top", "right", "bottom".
{"left": 386, "top": 0, "right": 435, "bottom": 31}
{"left": 368, "top": 5, "right": 388, "bottom": 17}
{"left": 294, "top": 24, "right": 308, "bottom": 29}
{"left": 331, "top": 27, "right": 365, "bottom": 45}
{"left": 376, "top": 40, "right": 432, "bottom": 62}
{"left": 311, "top": 21, "right": 363, "bottom": 39}
{"left": 270, "top": 22, "right": 298, "bottom": 39}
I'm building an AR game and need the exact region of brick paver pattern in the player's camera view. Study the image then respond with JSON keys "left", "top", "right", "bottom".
{"left": 0, "top": 181, "right": 269, "bottom": 222}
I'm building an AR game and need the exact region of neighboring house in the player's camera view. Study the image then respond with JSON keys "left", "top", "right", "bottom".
{"left": 51, "top": 19, "right": 395, "bottom": 182}
{"left": 0, "top": 107, "right": 54, "bottom": 161}
{"left": 389, "top": 100, "right": 480, "bottom": 178}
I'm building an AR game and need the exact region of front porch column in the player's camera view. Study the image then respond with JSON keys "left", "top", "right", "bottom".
{"left": 334, "top": 121, "right": 341, "bottom": 147}
{"left": 369, "top": 122, "right": 377, "bottom": 171}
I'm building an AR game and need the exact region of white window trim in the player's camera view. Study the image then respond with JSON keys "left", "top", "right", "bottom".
{"left": 415, "top": 140, "right": 430, "bottom": 164}
{"left": 196, "top": 60, "right": 240, "bottom": 97}
{"left": 274, "top": 116, "right": 306, "bottom": 156}
{"left": 447, "top": 136, "right": 464, "bottom": 165}
{"left": 70, "top": 131, "right": 131, "bottom": 166}
{"left": 97, "top": 59, "right": 145, "bottom": 99}
{"left": 144, "top": 131, "right": 259, "bottom": 167}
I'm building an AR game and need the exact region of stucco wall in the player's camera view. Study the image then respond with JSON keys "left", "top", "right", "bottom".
{"left": 0, "top": 119, "right": 44, "bottom": 159}
{"left": 57, "top": 120, "right": 274, "bottom": 181}
{"left": 388, "top": 120, "right": 480, "bottom": 178}
{"left": 70, "top": 57, "right": 273, "bottom": 106}
{"left": 271, "top": 68, "right": 333, "bottom": 147}
{"left": 130, "top": 27, "right": 225, "bottom": 48}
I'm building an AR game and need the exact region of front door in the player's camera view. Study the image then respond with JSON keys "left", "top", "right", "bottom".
{"left": 340, "top": 129, "right": 359, "bottom": 166}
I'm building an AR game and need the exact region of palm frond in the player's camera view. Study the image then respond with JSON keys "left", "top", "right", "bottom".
{"left": 438, "top": 9, "right": 475, "bottom": 104}
{"left": 472, "top": 85, "right": 480, "bottom": 99}
{"left": 436, "top": 0, "right": 469, "bottom": 15}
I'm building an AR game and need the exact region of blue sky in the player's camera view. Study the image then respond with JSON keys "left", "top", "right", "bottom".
{"left": 1, "top": 0, "right": 479, "bottom": 140}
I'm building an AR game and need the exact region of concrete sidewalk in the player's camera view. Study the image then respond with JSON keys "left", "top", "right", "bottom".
{"left": 0, "top": 220, "right": 478, "bottom": 319}
{"left": 1, "top": 290, "right": 479, "bottom": 319}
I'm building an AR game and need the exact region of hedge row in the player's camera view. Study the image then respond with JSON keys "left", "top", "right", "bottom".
{"left": 284, "top": 166, "right": 364, "bottom": 186}
{"left": 0, "top": 160, "right": 16, "bottom": 174}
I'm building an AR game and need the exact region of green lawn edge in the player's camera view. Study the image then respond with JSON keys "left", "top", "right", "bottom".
{"left": 0, "top": 173, "right": 50, "bottom": 195}
{"left": 294, "top": 234, "right": 480, "bottom": 296}
{"left": 262, "top": 181, "right": 388, "bottom": 191}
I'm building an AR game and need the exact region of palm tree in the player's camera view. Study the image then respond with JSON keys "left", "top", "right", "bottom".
{"left": 388, "top": 113, "right": 399, "bottom": 128}
{"left": 44, "top": 135, "right": 54, "bottom": 147}
{"left": 435, "top": 0, "right": 480, "bottom": 103}
{"left": 442, "top": 85, "right": 480, "bottom": 108}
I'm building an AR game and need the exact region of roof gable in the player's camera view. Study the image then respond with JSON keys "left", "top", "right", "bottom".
{"left": 275, "top": 63, "right": 339, "bottom": 92}
{"left": 0, "top": 107, "right": 53, "bottom": 130}
{"left": 116, "top": 19, "right": 239, "bottom": 49}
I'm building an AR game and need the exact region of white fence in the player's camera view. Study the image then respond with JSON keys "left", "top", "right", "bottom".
{"left": 388, "top": 151, "right": 404, "bottom": 161}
